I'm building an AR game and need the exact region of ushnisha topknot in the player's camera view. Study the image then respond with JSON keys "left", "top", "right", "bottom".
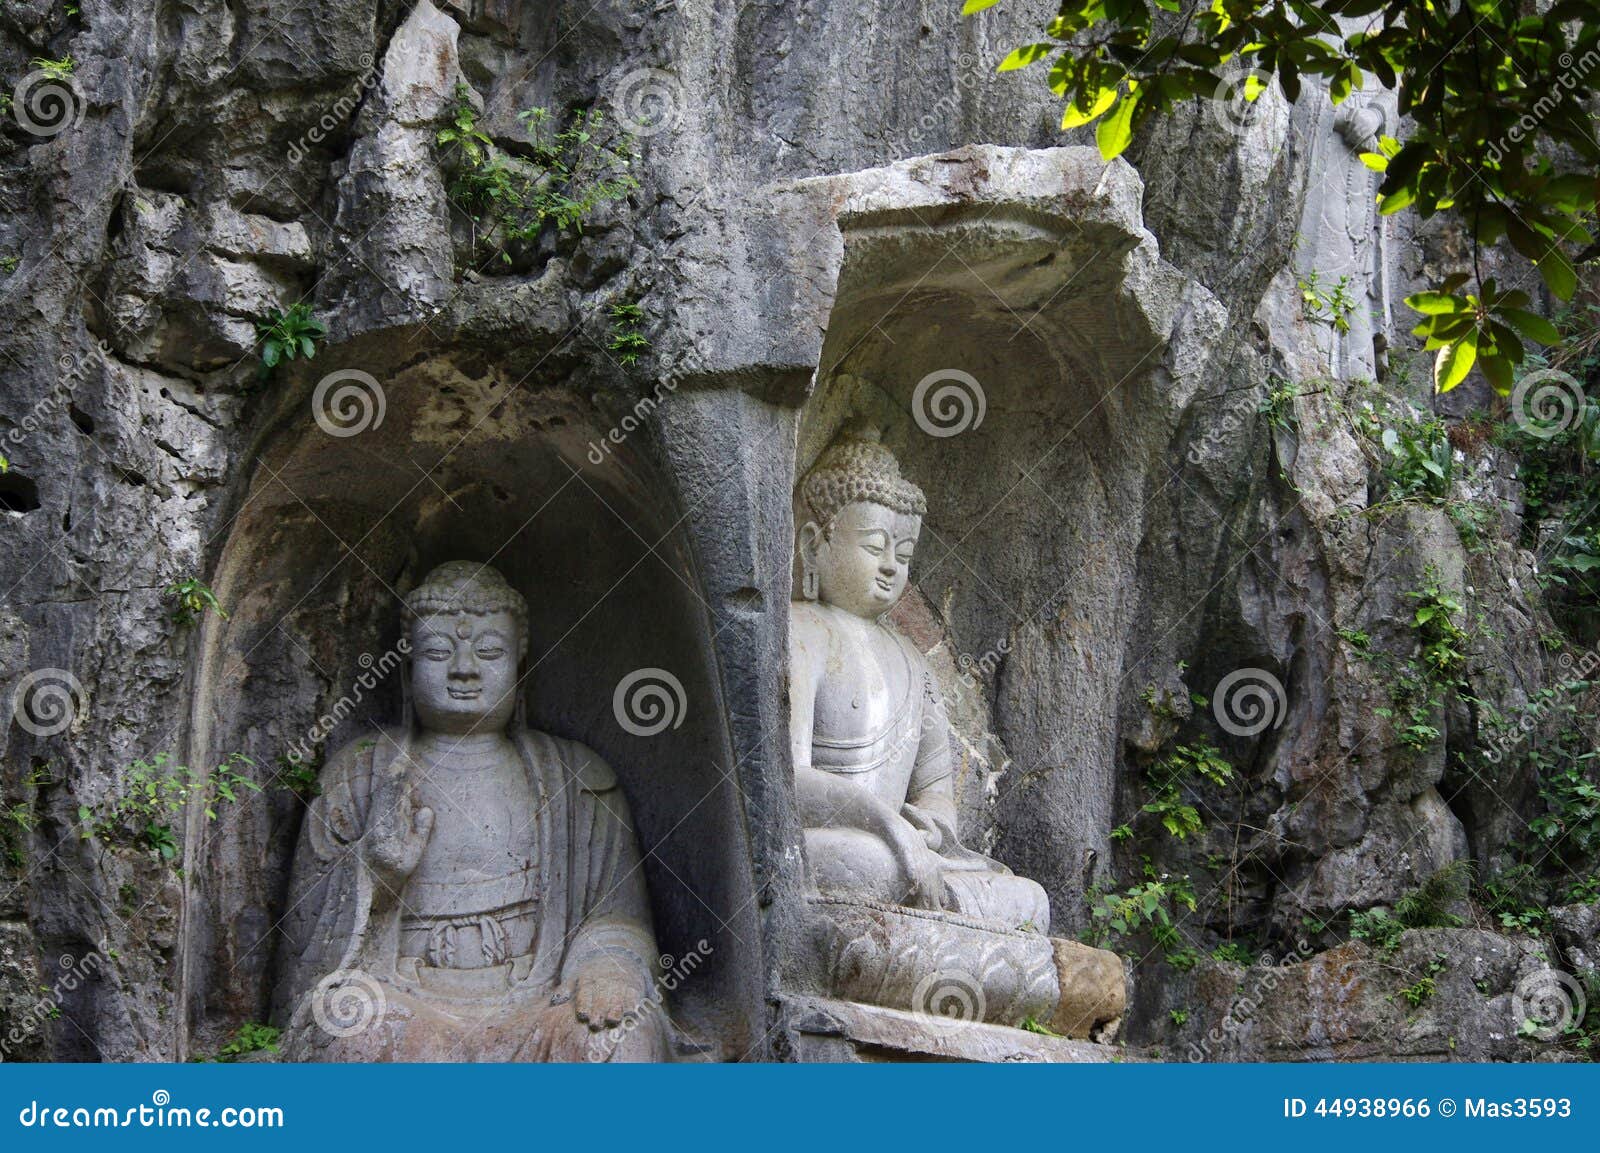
{"left": 801, "top": 424, "right": 927, "bottom": 529}
{"left": 402, "top": 561, "right": 529, "bottom": 654}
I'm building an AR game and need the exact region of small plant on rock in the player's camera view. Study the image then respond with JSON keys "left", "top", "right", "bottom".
{"left": 1140, "top": 739, "right": 1235, "bottom": 841}
{"left": 607, "top": 301, "right": 650, "bottom": 366}
{"left": 255, "top": 303, "right": 327, "bottom": 380}
{"left": 166, "top": 577, "right": 226, "bottom": 627}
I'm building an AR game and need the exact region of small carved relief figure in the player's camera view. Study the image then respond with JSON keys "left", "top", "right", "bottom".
{"left": 789, "top": 429, "right": 1050, "bottom": 931}
{"left": 275, "top": 562, "right": 668, "bottom": 1062}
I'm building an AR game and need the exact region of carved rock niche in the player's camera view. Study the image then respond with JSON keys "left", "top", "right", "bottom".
{"left": 774, "top": 148, "right": 1222, "bottom": 1058}
{"left": 180, "top": 351, "right": 761, "bottom": 1059}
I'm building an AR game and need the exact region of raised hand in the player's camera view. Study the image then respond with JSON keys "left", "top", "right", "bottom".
{"left": 361, "top": 750, "right": 434, "bottom": 893}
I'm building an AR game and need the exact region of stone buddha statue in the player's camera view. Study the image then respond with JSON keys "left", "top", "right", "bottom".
{"left": 274, "top": 561, "right": 668, "bottom": 1062}
{"left": 790, "top": 430, "right": 1050, "bottom": 931}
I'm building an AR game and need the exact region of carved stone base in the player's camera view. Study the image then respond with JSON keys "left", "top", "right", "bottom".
{"left": 801, "top": 896, "right": 1126, "bottom": 1040}
{"left": 783, "top": 996, "right": 1133, "bottom": 1063}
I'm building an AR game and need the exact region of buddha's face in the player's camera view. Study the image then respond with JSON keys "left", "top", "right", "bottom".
{"left": 806, "top": 500, "right": 921, "bottom": 619}
{"left": 409, "top": 610, "right": 520, "bottom": 735}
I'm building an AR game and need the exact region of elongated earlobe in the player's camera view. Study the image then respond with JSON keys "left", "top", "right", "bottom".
{"left": 799, "top": 521, "right": 823, "bottom": 601}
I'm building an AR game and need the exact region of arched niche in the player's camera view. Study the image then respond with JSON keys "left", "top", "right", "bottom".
{"left": 792, "top": 184, "right": 1201, "bottom": 936}
{"left": 181, "top": 351, "right": 758, "bottom": 1057}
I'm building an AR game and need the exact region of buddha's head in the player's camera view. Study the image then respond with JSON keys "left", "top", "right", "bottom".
{"left": 402, "top": 561, "right": 529, "bottom": 735}
{"left": 798, "top": 428, "right": 926, "bottom": 619}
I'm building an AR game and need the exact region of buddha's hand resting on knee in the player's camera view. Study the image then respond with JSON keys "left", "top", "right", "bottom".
{"left": 572, "top": 963, "right": 652, "bottom": 1032}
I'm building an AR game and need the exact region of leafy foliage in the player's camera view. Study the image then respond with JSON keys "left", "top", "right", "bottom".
{"left": 195, "top": 1022, "right": 281, "bottom": 1063}
{"left": 973, "top": 0, "right": 1600, "bottom": 392}
{"left": 31, "top": 55, "right": 74, "bottom": 78}
{"left": 1375, "top": 409, "right": 1452, "bottom": 504}
{"left": 78, "top": 753, "right": 259, "bottom": 863}
{"left": 1299, "top": 270, "right": 1356, "bottom": 334}
{"left": 255, "top": 303, "right": 327, "bottom": 379}
{"left": 607, "top": 301, "right": 650, "bottom": 366}
{"left": 1349, "top": 863, "right": 1470, "bottom": 953}
{"left": 1140, "top": 739, "right": 1235, "bottom": 840}
{"left": 438, "top": 86, "right": 639, "bottom": 264}
{"left": 166, "top": 577, "right": 226, "bottom": 628}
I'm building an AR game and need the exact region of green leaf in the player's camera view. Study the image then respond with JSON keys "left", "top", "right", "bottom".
{"left": 1480, "top": 350, "right": 1514, "bottom": 395}
{"left": 1537, "top": 248, "right": 1578, "bottom": 301}
{"left": 1405, "top": 291, "right": 1469, "bottom": 316}
{"left": 1434, "top": 333, "right": 1478, "bottom": 393}
{"left": 999, "top": 44, "right": 1053, "bottom": 71}
{"left": 1378, "top": 183, "right": 1416, "bottom": 215}
{"left": 961, "top": 0, "right": 1000, "bottom": 12}
{"left": 1358, "top": 151, "right": 1388, "bottom": 172}
{"left": 1498, "top": 307, "right": 1560, "bottom": 346}
{"left": 1095, "top": 91, "right": 1139, "bottom": 160}
{"left": 1063, "top": 85, "right": 1118, "bottom": 129}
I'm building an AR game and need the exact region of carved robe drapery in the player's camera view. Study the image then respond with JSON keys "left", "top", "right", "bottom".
{"left": 273, "top": 727, "right": 665, "bottom": 1062}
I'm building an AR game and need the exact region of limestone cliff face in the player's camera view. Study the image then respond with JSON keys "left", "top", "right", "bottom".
{"left": 0, "top": 0, "right": 1590, "bottom": 1061}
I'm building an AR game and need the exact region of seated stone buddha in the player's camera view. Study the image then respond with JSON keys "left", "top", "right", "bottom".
{"left": 274, "top": 562, "right": 668, "bottom": 1062}
{"left": 789, "top": 430, "right": 1050, "bottom": 931}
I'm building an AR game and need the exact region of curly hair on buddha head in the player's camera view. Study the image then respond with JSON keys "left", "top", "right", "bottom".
{"left": 800, "top": 422, "right": 927, "bottom": 532}
{"left": 402, "top": 561, "right": 530, "bottom": 660}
